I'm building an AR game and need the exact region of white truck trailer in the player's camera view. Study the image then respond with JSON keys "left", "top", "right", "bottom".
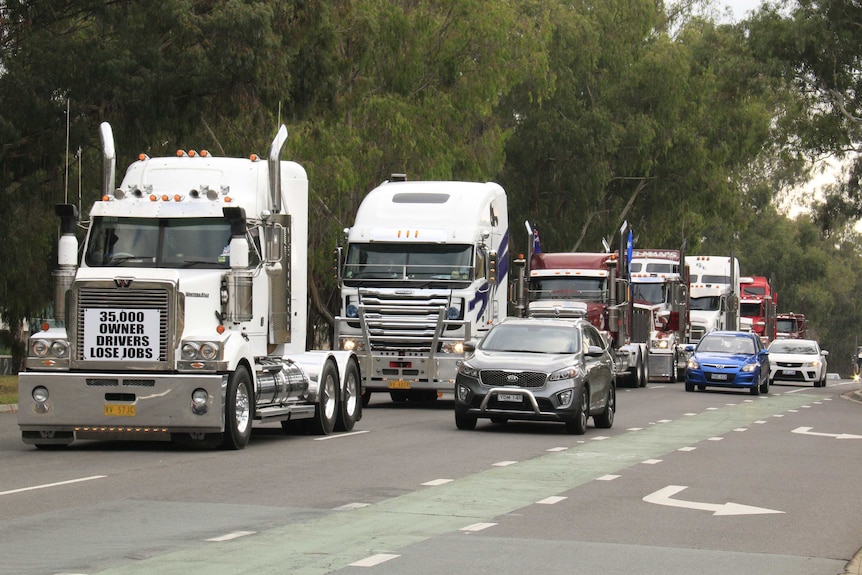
{"left": 18, "top": 123, "right": 361, "bottom": 449}
{"left": 335, "top": 177, "right": 509, "bottom": 403}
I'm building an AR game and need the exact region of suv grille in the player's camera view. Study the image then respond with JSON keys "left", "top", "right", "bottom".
{"left": 480, "top": 370, "right": 546, "bottom": 388}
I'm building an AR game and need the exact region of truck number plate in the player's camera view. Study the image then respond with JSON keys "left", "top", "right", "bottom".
{"left": 711, "top": 373, "right": 728, "bottom": 381}
{"left": 388, "top": 380, "right": 411, "bottom": 389}
{"left": 104, "top": 404, "right": 136, "bottom": 417}
{"left": 498, "top": 393, "right": 522, "bottom": 402}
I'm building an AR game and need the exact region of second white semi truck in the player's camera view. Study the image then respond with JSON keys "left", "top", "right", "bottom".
{"left": 335, "top": 177, "right": 509, "bottom": 404}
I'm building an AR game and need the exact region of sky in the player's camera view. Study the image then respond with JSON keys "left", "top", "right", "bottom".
{"left": 720, "top": 0, "right": 764, "bottom": 21}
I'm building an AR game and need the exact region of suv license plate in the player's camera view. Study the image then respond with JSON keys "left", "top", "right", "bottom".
{"left": 498, "top": 393, "right": 522, "bottom": 402}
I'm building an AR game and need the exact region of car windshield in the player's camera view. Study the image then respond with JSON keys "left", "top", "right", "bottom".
{"left": 698, "top": 335, "right": 755, "bottom": 355}
{"left": 479, "top": 323, "right": 580, "bottom": 354}
{"left": 769, "top": 342, "right": 818, "bottom": 354}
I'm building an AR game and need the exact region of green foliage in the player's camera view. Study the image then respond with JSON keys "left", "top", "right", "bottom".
{"left": 0, "top": 0, "right": 861, "bottom": 371}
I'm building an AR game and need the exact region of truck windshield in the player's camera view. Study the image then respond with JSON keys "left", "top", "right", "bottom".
{"left": 631, "top": 282, "right": 666, "bottom": 305}
{"left": 740, "top": 302, "right": 762, "bottom": 316}
{"left": 85, "top": 216, "right": 232, "bottom": 269}
{"left": 529, "top": 277, "right": 607, "bottom": 302}
{"left": 343, "top": 243, "right": 473, "bottom": 284}
{"left": 689, "top": 296, "right": 721, "bottom": 311}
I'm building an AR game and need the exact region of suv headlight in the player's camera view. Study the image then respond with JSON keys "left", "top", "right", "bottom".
{"left": 549, "top": 367, "right": 578, "bottom": 381}
{"left": 458, "top": 362, "right": 480, "bottom": 378}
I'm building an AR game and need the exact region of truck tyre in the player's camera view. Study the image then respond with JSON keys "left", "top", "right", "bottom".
{"left": 336, "top": 360, "right": 361, "bottom": 431}
{"left": 310, "top": 361, "right": 339, "bottom": 435}
{"left": 221, "top": 365, "right": 253, "bottom": 450}
{"left": 593, "top": 386, "right": 615, "bottom": 429}
{"left": 361, "top": 389, "right": 372, "bottom": 407}
{"left": 638, "top": 352, "right": 648, "bottom": 387}
{"left": 565, "top": 387, "right": 589, "bottom": 435}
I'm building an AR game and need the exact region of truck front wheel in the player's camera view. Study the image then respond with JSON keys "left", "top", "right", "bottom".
{"left": 311, "top": 361, "right": 338, "bottom": 435}
{"left": 221, "top": 365, "right": 253, "bottom": 450}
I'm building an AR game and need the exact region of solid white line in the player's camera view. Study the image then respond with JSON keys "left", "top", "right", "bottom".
{"left": 314, "top": 430, "right": 370, "bottom": 441}
{"left": 0, "top": 475, "right": 107, "bottom": 496}
{"left": 206, "top": 531, "right": 255, "bottom": 542}
{"left": 597, "top": 474, "right": 620, "bottom": 481}
{"left": 350, "top": 553, "right": 400, "bottom": 567}
{"left": 493, "top": 461, "right": 517, "bottom": 467}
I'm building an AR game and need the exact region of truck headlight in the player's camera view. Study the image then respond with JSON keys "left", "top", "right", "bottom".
{"left": 441, "top": 341, "right": 464, "bottom": 354}
{"left": 50, "top": 341, "right": 69, "bottom": 358}
{"left": 340, "top": 338, "right": 364, "bottom": 352}
{"left": 346, "top": 304, "right": 359, "bottom": 318}
{"left": 650, "top": 339, "right": 669, "bottom": 349}
{"left": 199, "top": 342, "right": 219, "bottom": 360}
{"left": 32, "top": 339, "right": 50, "bottom": 357}
{"left": 181, "top": 342, "right": 200, "bottom": 360}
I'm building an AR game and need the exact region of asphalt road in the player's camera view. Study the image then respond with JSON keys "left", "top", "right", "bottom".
{"left": 1, "top": 378, "right": 862, "bottom": 575}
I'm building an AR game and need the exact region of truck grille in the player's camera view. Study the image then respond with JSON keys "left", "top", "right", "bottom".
{"left": 72, "top": 284, "right": 174, "bottom": 368}
{"left": 357, "top": 291, "right": 464, "bottom": 352}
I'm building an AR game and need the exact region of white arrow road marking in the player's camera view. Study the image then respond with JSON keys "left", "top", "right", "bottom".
{"left": 643, "top": 485, "right": 784, "bottom": 516}
{"left": 792, "top": 426, "right": 862, "bottom": 439}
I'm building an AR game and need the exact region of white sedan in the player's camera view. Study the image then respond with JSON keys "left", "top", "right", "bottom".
{"left": 767, "top": 339, "right": 829, "bottom": 387}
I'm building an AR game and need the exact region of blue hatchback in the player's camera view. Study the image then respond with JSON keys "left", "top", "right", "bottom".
{"left": 684, "top": 331, "right": 770, "bottom": 395}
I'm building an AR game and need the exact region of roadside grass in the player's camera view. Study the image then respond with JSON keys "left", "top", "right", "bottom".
{"left": 0, "top": 375, "right": 17, "bottom": 405}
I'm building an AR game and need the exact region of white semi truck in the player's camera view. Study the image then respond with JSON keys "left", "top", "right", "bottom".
{"left": 335, "top": 177, "right": 509, "bottom": 403}
{"left": 18, "top": 123, "right": 361, "bottom": 449}
{"left": 685, "top": 255, "right": 741, "bottom": 342}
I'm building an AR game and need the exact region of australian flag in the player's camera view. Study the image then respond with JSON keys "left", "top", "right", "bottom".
{"left": 532, "top": 225, "right": 542, "bottom": 254}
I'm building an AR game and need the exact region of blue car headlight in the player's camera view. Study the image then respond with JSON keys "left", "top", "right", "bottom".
{"left": 741, "top": 363, "right": 758, "bottom": 373}
{"left": 687, "top": 357, "right": 700, "bottom": 370}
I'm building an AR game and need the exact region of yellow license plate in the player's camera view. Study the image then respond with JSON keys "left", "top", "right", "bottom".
{"left": 388, "top": 380, "right": 411, "bottom": 389}
{"left": 104, "top": 404, "right": 136, "bottom": 417}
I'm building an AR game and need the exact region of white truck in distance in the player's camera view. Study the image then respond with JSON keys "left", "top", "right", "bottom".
{"left": 18, "top": 123, "right": 361, "bottom": 449}
{"left": 335, "top": 177, "right": 509, "bottom": 403}
{"left": 685, "top": 255, "right": 741, "bottom": 342}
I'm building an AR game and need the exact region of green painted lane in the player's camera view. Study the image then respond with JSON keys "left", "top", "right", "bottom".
{"left": 97, "top": 393, "right": 819, "bottom": 575}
